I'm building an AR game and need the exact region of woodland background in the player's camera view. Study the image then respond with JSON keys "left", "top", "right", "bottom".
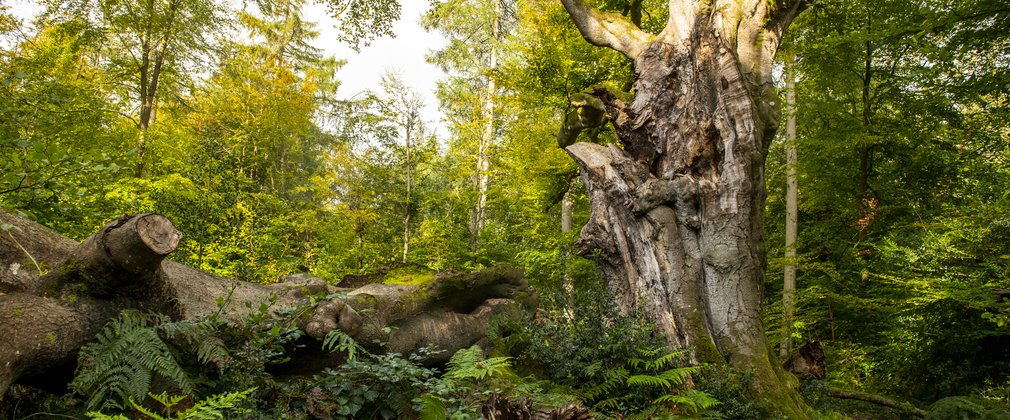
{"left": 1, "top": 0, "right": 1009, "bottom": 418}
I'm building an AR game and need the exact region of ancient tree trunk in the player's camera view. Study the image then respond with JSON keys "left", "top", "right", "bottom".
{"left": 0, "top": 211, "right": 530, "bottom": 397}
{"left": 559, "top": 0, "right": 808, "bottom": 416}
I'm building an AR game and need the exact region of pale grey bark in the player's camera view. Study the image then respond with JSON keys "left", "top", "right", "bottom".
{"left": 561, "top": 190, "right": 573, "bottom": 232}
{"left": 558, "top": 0, "right": 651, "bottom": 59}
{"left": 560, "top": 0, "right": 809, "bottom": 416}
{"left": 403, "top": 115, "right": 414, "bottom": 263}
{"left": 781, "top": 62, "right": 799, "bottom": 358}
{"left": 470, "top": 0, "right": 503, "bottom": 252}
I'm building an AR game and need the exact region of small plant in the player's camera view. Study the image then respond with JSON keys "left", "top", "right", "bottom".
{"left": 417, "top": 345, "right": 516, "bottom": 419}
{"left": 71, "top": 310, "right": 195, "bottom": 411}
{"left": 86, "top": 388, "right": 254, "bottom": 420}
{"left": 444, "top": 345, "right": 512, "bottom": 381}
{"left": 323, "top": 328, "right": 362, "bottom": 361}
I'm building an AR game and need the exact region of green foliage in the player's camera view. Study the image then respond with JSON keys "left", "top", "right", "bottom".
{"left": 71, "top": 311, "right": 195, "bottom": 412}
{"left": 87, "top": 388, "right": 254, "bottom": 420}
{"left": 444, "top": 345, "right": 512, "bottom": 381}
{"left": 927, "top": 396, "right": 987, "bottom": 420}
{"left": 320, "top": 0, "right": 401, "bottom": 51}
{"left": 383, "top": 265, "right": 438, "bottom": 285}
{"left": 488, "top": 282, "right": 719, "bottom": 418}
{"left": 293, "top": 348, "right": 441, "bottom": 418}
{"left": 322, "top": 329, "right": 361, "bottom": 361}
{"left": 69, "top": 296, "right": 305, "bottom": 417}
{"left": 763, "top": 0, "right": 1010, "bottom": 408}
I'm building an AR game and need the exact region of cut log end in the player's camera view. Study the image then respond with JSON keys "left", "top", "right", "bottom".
{"left": 103, "top": 213, "right": 180, "bottom": 276}
{"left": 136, "top": 214, "right": 182, "bottom": 256}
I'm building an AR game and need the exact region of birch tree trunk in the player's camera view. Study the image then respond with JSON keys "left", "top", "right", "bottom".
{"left": 559, "top": 0, "right": 809, "bottom": 416}
{"left": 403, "top": 117, "right": 413, "bottom": 263}
{"left": 781, "top": 61, "right": 799, "bottom": 358}
{"left": 470, "top": 0, "right": 503, "bottom": 252}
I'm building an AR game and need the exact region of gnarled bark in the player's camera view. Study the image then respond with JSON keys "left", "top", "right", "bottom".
{"left": 0, "top": 210, "right": 531, "bottom": 398}
{"left": 559, "top": 0, "right": 809, "bottom": 416}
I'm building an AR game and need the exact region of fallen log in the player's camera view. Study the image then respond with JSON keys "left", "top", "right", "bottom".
{"left": 828, "top": 388, "right": 929, "bottom": 418}
{"left": 0, "top": 210, "right": 532, "bottom": 398}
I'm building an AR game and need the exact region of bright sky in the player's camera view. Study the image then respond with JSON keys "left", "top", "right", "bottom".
{"left": 305, "top": 2, "right": 447, "bottom": 136}
{"left": 4, "top": 0, "right": 448, "bottom": 137}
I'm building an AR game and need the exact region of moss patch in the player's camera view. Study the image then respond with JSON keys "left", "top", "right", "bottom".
{"left": 382, "top": 266, "right": 436, "bottom": 286}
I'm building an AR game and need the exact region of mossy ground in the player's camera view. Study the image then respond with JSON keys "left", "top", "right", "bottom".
{"left": 382, "top": 266, "right": 436, "bottom": 286}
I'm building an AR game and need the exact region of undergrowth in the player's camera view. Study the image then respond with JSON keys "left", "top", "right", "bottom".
{"left": 18, "top": 283, "right": 721, "bottom": 419}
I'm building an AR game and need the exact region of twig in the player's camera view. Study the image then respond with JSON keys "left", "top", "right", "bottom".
{"left": 6, "top": 230, "right": 43, "bottom": 275}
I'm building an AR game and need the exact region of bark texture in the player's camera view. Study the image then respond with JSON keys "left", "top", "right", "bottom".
{"left": 0, "top": 211, "right": 531, "bottom": 398}
{"left": 559, "top": 0, "right": 808, "bottom": 416}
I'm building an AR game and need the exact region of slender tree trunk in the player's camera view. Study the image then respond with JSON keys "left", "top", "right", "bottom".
{"left": 857, "top": 14, "right": 875, "bottom": 245}
{"left": 135, "top": 0, "right": 178, "bottom": 178}
{"left": 559, "top": 0, "right": 808, "bottom": 416}
{"left": 560, "top": 188, "right": 575, "bottom": 319}
{"left": 561, "top": 190, "right": 573, "bottom": 233}
{"left": 780, "top": 62, "right": 799, "bottom": 358}
{"left": 135, "top": 0, "right": 155, "bottom": 177}
{"left": 470, "top": 0, "right": 502, "bottom": 252}
{"left": 403, "top": 119, "right": 413, "bottom": 263}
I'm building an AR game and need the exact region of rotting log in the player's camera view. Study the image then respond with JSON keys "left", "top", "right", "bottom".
{"left": 828, "top": 389, "right": 929, "bottom": 418}
{"left": 0, "top": 210, "right": 532, "bottom": 397}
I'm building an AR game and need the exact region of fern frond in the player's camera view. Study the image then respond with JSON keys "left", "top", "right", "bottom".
{"left": 71, "top": 310, "right": 194, "bottom": 410}
{"left": 417, "top": 393, "right": 448, "bottom": 420}
{"left": 645, "top": 350, "right": 690, "bottom": 371}
{"left": 656, "top": 365, "right": 701, "bottom": 386}
{"left": 128, "top": 398, "right": 169, "bottom": 420}
{"left": 322, "top": 329, "right": 361, "bottom": 361}
{"left": 591, "top": 396, "right": 624, "bottom": 413}
{"left": 175, "top": 388, "right": 254, "bottom": 420}
{"left": 86, "top": 412, "right": 131, "bottom": 420}
{"left": 654, "top": 389, "right": 721, "bottom": 415}
{"left": 446, "top": 345, "right": 483, "bottom": 373}
{"left": 444, "top": 345, "right": 512, "bottom": 380}
{"left": 195, "top": 336, "right": 230, "bottom": 368}
{"left": 578, "top": 367, "right": 628, "bottom": 401}
{"left": 627, "top": 374, "right": 671, "bottom": 389}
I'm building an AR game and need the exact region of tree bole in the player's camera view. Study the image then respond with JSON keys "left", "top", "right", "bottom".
{"left": 559, "top": 0, "right": 809, "bottom": 415}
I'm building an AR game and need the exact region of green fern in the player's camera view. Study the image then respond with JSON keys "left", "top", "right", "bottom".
{"left": 444, "top": 345, "right": 512, "bottom": 381}
{"left": 72, "top": 310, "right": 194, "bottom": 411}
{"left": 578, "top": 366, "right": 628, "bottom": 402}
{"left": 627, "top": 365, "right": 702, "bottom": 390}
{"left": 928, "top": 396, "right": 987, "bottom": 419}
{"left": 86, "top": 388, "right": 254, "bottom": 420}
{"left": 322, "top": 328, "right": 362, "bottom": 361}
{"left": 653, "top": 389, "right": 722, "bottom": 415}
{"left": 158, "top": 319, "right": 231, "bottom": 369}
{"left": 417, "top": 393, "right": 448, "bottom": 420}
{"left": 162, "top": 388, "right": 253, "bottom": 419}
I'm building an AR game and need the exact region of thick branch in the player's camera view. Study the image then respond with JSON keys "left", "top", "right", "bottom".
{"left": 657, "top": 0, "right": 698, "bottom": 46}
{"left": 0, "top": 294, "right": 119, "bottom": 393}
{"left": 559, "top": 0, "right": 651, "bottom": 60}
